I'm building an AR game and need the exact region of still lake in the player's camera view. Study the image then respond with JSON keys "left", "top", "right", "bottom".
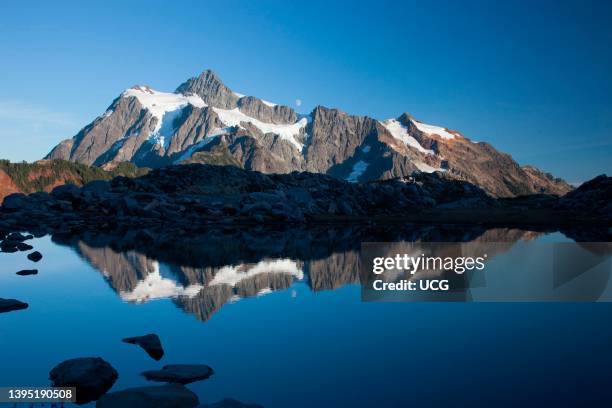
{"left": 1, "top": 226, "right": 612, "bottom": 407}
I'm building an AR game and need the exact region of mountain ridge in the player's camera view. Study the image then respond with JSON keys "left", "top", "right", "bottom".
{"left": 46, "top": 69, "right": 571, "bottom": 198}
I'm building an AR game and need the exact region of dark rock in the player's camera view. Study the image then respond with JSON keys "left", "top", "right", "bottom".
{"left": 96, "top": 384, "right": 199, "bottom": 408}
{"left": 240, "top": 201, "right": 272, "bottom": 215}
{"left": 7, "top": 232, "right": 33, "bottom": 242}
{"left": 0, "top": 298, "right": 28, "bottom": 313}
{"left": 16, "top": 242, "right": 34, "bottom": 251}
{"left": 0, "top": 244, "right": 18, "bottom": 253}
{"left": 27, "top": 251, "right": 43, "bottom": 262}
{"left": 1, "top": 193, "right": 28, "bottom": 212}
{"left": 82, "top": 180, "right": 111, "bottom": 196}
{"left": 51, "top": 184, "right": 81, "bottom": 201}
{"left": 558, "top": 174, "right": 612, "bottom": 218}
{"left": 198, "top": 399, "right": 264, "bottom": 408}
{"left": 16, "top": 269, "right": 38, "bottom": 276}
{"left": 122, "top": 334, "right": 164, "bottom": 361}
{"left": 222, "top": 204, "right": 238, "bottom": 216}
{"left": 141, "top": 364, "right": 214, "bottom": 384}
{"left": 49, "top": 357, "right": 118, "bottom": 404}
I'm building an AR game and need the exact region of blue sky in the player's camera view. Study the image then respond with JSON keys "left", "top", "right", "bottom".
{"left": 0, "top": 0, "right": 610, "bottom": 183}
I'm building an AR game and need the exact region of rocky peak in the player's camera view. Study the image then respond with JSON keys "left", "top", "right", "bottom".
{"left": 175, "top": 69, "right": 239, "bottom": 109}
{"left": 175, "top": 70, "right": 298, "bottom": 125}
{"left": 396, "top": 113, "right": 419, "bottom": 132}
{"left": 237, "top": 96, "right": 296, "bottom": 125}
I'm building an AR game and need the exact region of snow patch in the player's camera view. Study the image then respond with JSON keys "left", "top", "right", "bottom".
{"left": 347, "top": 160, "right": 369, "bottom": 183}
{"left": 123, "top": 86, "right": 207, "bottom": 147}
{"left": 232, "top": 90, "right": 276, "bottom": 107}
{"left": 123, "top": 85, "right": 306, "bottom": 152}
{"left": 213, "top": 107, "right": 308, "bottom": 151}
{"left": 381, "top": 119, "right": 434, "bottom": 154}
{"left": 412, "top": 119, "right": 457, "bottom": 140}
{"left": 174, "top": 127, "right": 231, "bottom": 163}
{"left": 414, "top": 161, "right": 443, "bottom": 173}
{"left": 209, "top": 259, "right": 304, "bottom": 288}
{"left": 150, "top": 108, "right": 186, "bottom": 149}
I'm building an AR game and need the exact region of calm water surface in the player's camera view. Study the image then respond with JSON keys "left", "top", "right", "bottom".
{"left": 1, "top": 227, "right": 612, "bottom": 407}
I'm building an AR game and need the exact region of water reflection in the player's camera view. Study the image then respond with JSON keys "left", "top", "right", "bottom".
{"left": 46, "top": 225, "right": 578, "bottom": 321}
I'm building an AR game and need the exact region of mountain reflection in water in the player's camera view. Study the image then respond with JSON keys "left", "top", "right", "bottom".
{"left": 48, "top": 224, "right": 574, "bottom": 321}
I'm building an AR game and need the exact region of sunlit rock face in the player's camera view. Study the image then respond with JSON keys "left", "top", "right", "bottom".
{"left": 46, "top": 70, "right": 571, "bottom": 198}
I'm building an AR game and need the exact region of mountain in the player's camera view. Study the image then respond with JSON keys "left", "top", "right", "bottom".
{"left": 0, "top": 159, "right": 147, "bottom": 201}
{"left": 46, "top": 70, "right": 571, "bottom": 197}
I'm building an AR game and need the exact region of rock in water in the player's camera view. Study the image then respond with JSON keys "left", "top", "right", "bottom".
{"left": 0, "top": 245, "right": 18, "bottom": 253}
{"left": 27, "top": 251, "right": 43, "bottom": 262}
{"left": 0, "top": 298, "right": 28, "bottom": 313}
{"left": 141, "top": 364, "right": 214, "bottom": 384}
{"left": 49, "top": 357, "right": 118, "bottom": 404}
{"left": 6, "top": 232, "right": 33, "bottom": 242}
{"left": 96, "top": 384, "right": 199, "bottom": 408}
{"left": 122, "top": 334, "right": 164, "bottom": 361}
{"left": 16, "top": 269, "right": 38, "bottom": 276}
{"left": 198, "top": 399, "right": 264, "bottom": 408}
{"left": 16, "top": 242, "right": 34, "bottom": 251}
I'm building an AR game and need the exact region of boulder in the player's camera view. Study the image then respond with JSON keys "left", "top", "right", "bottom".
{"left": 0, "top": 242, "right": 18, "bottom": 252}
{"left": 16, "top": 242, "right": 33, "bottom": 251}
{"left": 122, "top": 334, "right": 164, "bottom": 361}
{"left": 49, "top": 357, "right": 118, "bottom": 404}
{"left": 27, "top": 251, "right": 43, "bottom": 262}
{"left": 96, "top": 384, "right": 199, "bottom": 408}
{"left": 142, "top": 364, "right": 214, "bottom": 384}
{"left": 82, "top": 180, "right": 111, "bottom": 196}
{"left": 1, "top": 193, "right": 28, "bottom": 212}
{"left": 16, "top": 269, "right": 38, "bottom": 276}
{"left": 0, "top": 298, "right": 28, "bottom": 313}
{"left": 7, "top": 232, "right": 33, "bottom": 242}
{"left": 51, "top": 184, "right": 81, "bottom": 201}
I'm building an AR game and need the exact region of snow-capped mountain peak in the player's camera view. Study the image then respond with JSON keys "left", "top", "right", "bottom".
{"left": 46, "top": 70, "right": 572, "bottom": 197}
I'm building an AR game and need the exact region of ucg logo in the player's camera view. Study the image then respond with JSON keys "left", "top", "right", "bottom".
{"left": 419, "top": 280, "right": 449, "bottom": 291}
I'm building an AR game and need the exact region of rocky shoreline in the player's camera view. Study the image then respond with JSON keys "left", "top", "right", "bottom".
{"left": 1, "top": 165, "right": 609, "bottom": 407}
{"left": 0, "top": 165, "right": 610, "bottom": 239}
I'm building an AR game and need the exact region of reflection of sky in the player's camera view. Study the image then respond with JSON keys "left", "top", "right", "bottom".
{"left": 2, "top": 234, "right": 612, "bottom": 407}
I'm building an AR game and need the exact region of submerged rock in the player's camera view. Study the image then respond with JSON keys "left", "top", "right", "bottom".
{"left": 16, "top": 269, "right": 38, "bottom": 276}
{"left": 27, "top": 251, "right": 43, "bottom": 262}
{"left": 142, "top": 364, "right": 214, "bottom": 384}
{"left": 49, "top": 357, "right": 118, "bottom": 404}
{"left": 198, "top": 399, "right": 264, "bottom": 408}
{"left": 122, "top": 333, "right": 164, "bottom": 361}
{"left": 96, "top": 384, "right": 199, "bottom": 408}
{"left": 0, "top": 298, "right": 28, "bottom": 313}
